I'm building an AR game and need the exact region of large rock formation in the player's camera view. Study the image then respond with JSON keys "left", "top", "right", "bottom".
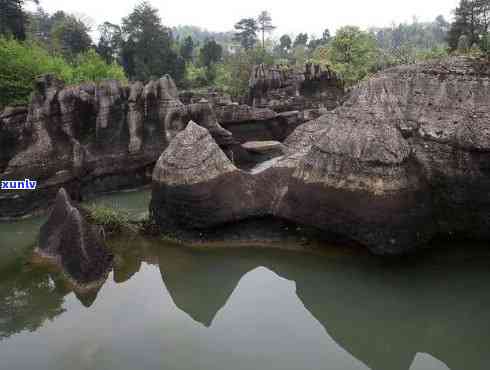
{"left": 38, "top": 188, "right": 113, "bottom": 285}
{"left": 249, "top": 63, "right": 345, "bottom": 112}
{"left": 0, "top": 75, "right": 234, "bottom": 218}
{"left": 151, "top": 57, "right": 490, "bottom": 255}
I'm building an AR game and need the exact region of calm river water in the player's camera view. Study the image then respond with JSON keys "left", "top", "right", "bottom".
{"left": 0, "top": 189, "right": 489, "bottom": 370}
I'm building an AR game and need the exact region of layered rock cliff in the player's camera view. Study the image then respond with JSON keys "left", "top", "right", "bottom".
{"left": 0, "top": 74, "right": 233, "bottom": 218}
{"left": 249, "top": 63, "right": 346, "bottom": 112}
{"left": 151, "top": 57, "right": 490, "bottom": 255}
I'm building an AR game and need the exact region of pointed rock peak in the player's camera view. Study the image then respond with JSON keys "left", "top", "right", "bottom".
{"left": 56, "top": 187, "right": 71, "bottom": 207}
{"left": 158, "top": 75, "right": 179, "bottom": 99}
{"left": 153, "top": 120, "right": 237, "bottom": 185}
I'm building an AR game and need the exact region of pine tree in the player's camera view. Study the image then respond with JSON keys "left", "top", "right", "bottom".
{"left": 257, "top": 11, "right": 275, "bottom": 49}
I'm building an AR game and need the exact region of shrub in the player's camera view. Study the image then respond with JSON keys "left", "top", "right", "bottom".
{"left": 83, "top": 205, "right": 134, "bottom": 235}
{"left": 69, "top": 49, "right": 127, "bottom": 85}
{"left": 0, "top": 37, "right": 71, "bottom": 107}
{"left": 0, "top": 37, "right": 127, "bottom": 108}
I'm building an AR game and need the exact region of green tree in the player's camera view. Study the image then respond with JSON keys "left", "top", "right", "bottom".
{"left": 51, "top": 14, "right": 92, "bottom": 59}
{"left": 257, "top": 11, "right": 275, "bottom": 49}
{"left": 327, "top": 26, "right": 379, "bottom": 85}
{"left": 293, "top": 33, "right": 308, "bottom": 47}
{"left": 448, "top": 0, "right": 489, "bottom": 50}
{"left": 0, "top": 0, "right": 38, "bottom": 40}
{"left": 121, "top": 1, "right": 183, "bottom": 82}
{"left": 322, "top": 29, "right": 331, "bottom": 42}
{"left": 180, "top": 36, "right": 194, "bottom": 62}
{"left": 97, "top": 22, "right": 122, "bottom": 64}
{"left": 233, "top": 18, "right": 258, "bottom": 50}
{"left": 26, "top": 6, "right": 53, "bottom": 46}
{"left": 279, "top": 34, "right": 292, "bottom": 51}
{"left": 199, "top": 38, "right": 222, "bottom": 67}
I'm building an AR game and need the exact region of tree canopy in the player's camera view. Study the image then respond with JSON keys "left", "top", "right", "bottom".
{"left": 233, "top": 18, "right": 258, "bottom": 50}
{"left": 121, "top": 1, "right": 184, "bottom": 81}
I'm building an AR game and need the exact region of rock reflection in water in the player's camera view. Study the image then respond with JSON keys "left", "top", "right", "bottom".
{"left": 0, "top": 235, "right": 489, "bottom": 370}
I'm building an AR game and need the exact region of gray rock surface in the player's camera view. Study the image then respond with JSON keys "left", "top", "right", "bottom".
{"left": 151, "top": 57, "right": 490, "bottom": 255}
{"left": 0, "top": 75, "right": 234, "bottom": 218}
{"left": 249, "top": 63, "right": 346, "bottom": 112}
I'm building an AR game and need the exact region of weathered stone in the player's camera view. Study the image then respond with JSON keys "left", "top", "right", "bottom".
{"left": 0, "top": 74, "right": 237, "bottom": 218}
{"left": 38, "top": 188, "right": 113, "bottom": 285}
{"left": 151, "top": 57, "right": 490, "bottom": 255}
{"left": 242, "top": 141, "right": 286, "bottom": 154}
{"left": 249, "top": 64, "right": 345, "bottom": 112}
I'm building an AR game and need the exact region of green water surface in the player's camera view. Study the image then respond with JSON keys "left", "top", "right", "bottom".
{"left": 0, "top": 190, "right": 489, "bottom": 370}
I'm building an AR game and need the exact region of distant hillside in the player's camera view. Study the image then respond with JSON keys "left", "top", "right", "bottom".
{"left": 172, "top": 25, "right": 234, "bottom": 45}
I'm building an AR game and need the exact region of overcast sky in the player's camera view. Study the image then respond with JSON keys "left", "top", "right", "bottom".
{"left": 28, "top": 0, "right": 460, "bottom": 38}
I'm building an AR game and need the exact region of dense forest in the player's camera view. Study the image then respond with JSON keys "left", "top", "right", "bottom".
{"left": 0, "top": 0, "right": 489, "bottom": 108}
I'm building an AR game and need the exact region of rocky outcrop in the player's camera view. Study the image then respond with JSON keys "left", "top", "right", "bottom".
{"left": 0, "top": 106, "right": 28, "bottom": 172}
{"left": 150, "top": 121, "right": 267, "bottom": 229}
{"left": 0, "top": 75, "right": 234, "bottom": 218}
{"left": 215, "top": 104, "right": 303, "bottom": 146}
{"left": 151, "top": 57, "right": 490, "bottom": 255}
{"left": 249, "top": 63, "right": 345, "bottom": 112}
{"left": 37, "top": 188, "right": 113, "bottom": 285}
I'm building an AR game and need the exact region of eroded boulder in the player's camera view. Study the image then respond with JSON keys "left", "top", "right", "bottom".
{"left": 151, "top": 121, "right": 265, "bottom": 229}
{"left": 151, "top": 57, "right": 490, "bottom": 255}
{"left": 0, "top": 74, "right": 237, "bottom": 218}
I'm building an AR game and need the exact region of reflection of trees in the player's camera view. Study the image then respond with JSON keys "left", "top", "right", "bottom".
{"left": 0, "top": 265, "right": 67, "bottom": 340}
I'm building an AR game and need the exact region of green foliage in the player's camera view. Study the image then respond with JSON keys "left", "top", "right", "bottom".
{"left": 69, "top": 49, "right": 127, "bottom": 85}
{"left": 257, "top": 11, "right": 275, "bottom": 49}
{"left": 293, "top": 33, "right": 308, "bottom": 47}
{"left": 0, "top": 37, "right": 127, "bottom": 108}
{"left": 448, "top": 0, "right": 489, "bottom": 51}
{"left": 121, "top": 1, "right": 184, "bottom": 82}
{"left": 199, "top": 38, "right": 223, "bottom": 67}
{"left": 84, "top": 205, "right": 135, "bottom": 234}
{"left": 50, "top": 14, "right": 92, "bottom": 60}
{"left": 371, "top": 17, "right": 449, "bottom": 53}
{"left": 0, "top": 37, "right": 70, "bottom": 107}
{"left": 184, "top": 62, "right": 208, "bottom": 88}
{"left": 180, "top": 36, "right": 194, "bottom": 62}
{"left": 233, "top": 18, "right": 259, "bottom": 50}
{"left": 0, "top": 0, "right": 32, "bottom": 40}
{"left": 327, "top": 26, "right": 380, "bottom": 85}
{"left": 97, "top": 22, "right": 123, "bottom": 64}
{"left": 213, "top": 47, "right": 274, "bottom": 98}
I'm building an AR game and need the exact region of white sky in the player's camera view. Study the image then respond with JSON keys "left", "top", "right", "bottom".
{"left": 28, "top": 0, "right": 460, "bottom": 39}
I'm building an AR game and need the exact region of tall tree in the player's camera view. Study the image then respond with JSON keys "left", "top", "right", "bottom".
{"left": 448, "top": 0, "right": 489, "bottom": 50}
{"left": 322, "top": 29, "right": 331, "bottom": 42}
{"left": 233, "top": 18, "right": 258, "bottom": 50}
{"left": 279, "top": 34, "right": 292, "bottom": 50}
{"left": 97, "top": 22, "right": 122, "bottom": 64}
{"left": 293, "top": 33, "right": 308, "bottom": 47}
{"left": 121, "top": 1, "right": 183, "bottom": 81}
{"left": 257, "top": 11, "right": 275, "bottom": 49}
{"left": 328, "top": 26, "right": 379, "bottom": 84}
{"left": 0, "top": 0, "right": 38, "bottom": 40}
{"left": 199, "top": 38, "right": 222, "bottom": 67}
{"left": 26, "top": 6, "right": 52, "bottom": 45}
{"left": 180, "top": 36, "right": 194, "bottom": 62}
{"left": 51, "top": 14, "right": 92, "bottom": 59}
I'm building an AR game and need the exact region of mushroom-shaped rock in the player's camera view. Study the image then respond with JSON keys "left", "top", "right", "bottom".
{"left": 38, "top": 188, "right": 113, "bottom": 285}
{"left": 151, "top": 121, "right": 264, "bottom": 230}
